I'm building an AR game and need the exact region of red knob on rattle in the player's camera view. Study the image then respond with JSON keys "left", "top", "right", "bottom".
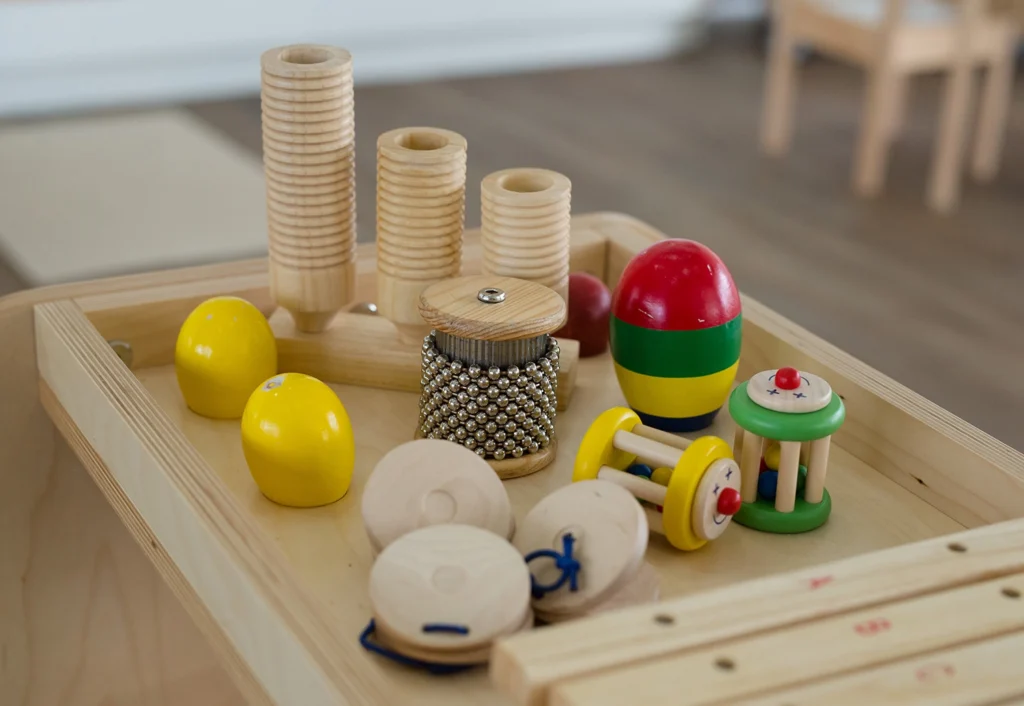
{"left": 717, "top": 487, "right": 742, "bottom": 516}
{"left": 775, "top": 367, "right": 801, "bottom": 390}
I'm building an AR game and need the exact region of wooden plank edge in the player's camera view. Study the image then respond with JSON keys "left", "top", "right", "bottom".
{"left": 550, "top": 574, "right": 1024, "bottom": 706}
{"left": 491, "top": 517, "right": 1024, "bottom": 706}
{"left": 34, "top": 299, "right": 396, "bottom": 706}
{"left": 730, "top": 628, "right": 1024, "bottom": 706}
{"left": 38, "top": 380, "right": 274, "bottom": 706}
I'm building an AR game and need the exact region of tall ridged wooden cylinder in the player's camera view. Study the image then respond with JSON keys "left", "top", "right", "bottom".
{"left": 261, "top": 44, "right": 356, "bottom": 333}
{"left": 481, "top": 168, "right": 571, "bottom": 304}
{"left": 376, "top": 127, "right": 467, "bottom": 340}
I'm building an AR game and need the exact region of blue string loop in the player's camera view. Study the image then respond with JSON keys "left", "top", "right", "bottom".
{"left": 359, "top": 620, "right": 473, "bottom": 675}
{"left": 524, "top": 533, "right": 581, "bottom": 599}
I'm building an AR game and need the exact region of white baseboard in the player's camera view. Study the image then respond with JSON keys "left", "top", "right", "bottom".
{"left": 0, "top": 0, "right": 711, "bottom": 117}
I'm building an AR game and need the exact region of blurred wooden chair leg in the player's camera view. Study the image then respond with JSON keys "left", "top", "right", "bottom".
{"left": 760, "top": 4, "right": 799, "bottom": 157}
{"left": 971, "top": 34, "right": 1016, "bottom": 182}
{"left": 885, "top": 75, "right": 909, "bottom": 141}
{"left": 853, "top": 65, "right": 900, "bottom": 197}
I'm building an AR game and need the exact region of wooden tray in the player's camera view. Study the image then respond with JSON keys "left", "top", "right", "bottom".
{"left": 10, "top": 212, "right": 1024, "bottom": 706}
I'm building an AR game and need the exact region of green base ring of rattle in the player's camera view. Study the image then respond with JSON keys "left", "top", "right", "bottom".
{"left": 734, "top": 474, "right": 832, "bottom": 534}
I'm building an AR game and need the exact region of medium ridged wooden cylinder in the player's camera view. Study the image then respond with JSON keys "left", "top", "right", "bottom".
{"left": 376, "top": 127, "right": 467, "bottom": 339}
{"left": 481, "top": 168, "right": 571, "bottom": 304}
{"left": 261, "top": 44, "right": 356, "bottom": 333}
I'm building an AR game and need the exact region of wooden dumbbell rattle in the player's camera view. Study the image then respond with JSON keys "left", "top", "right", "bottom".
{"left": 513, "top": 480, "right": 659, "bottom": 624}
{"left": 573, "top": 407, "right": 742, "bottom": 551}
{"left": 363, "top": 524, "right": 532, "bottom": 669}
{"left": 361, "top": 439, "right": 514, "bottom": 554}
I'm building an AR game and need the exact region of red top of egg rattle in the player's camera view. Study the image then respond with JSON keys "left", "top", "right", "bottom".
{"left": 717, "top": 487, "right": 742, "bottom": 516}
{"left": 612, "top": 240, "right": 740, "bottom": 331}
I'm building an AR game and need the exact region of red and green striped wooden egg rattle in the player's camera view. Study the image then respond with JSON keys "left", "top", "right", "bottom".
{"left": 609, "top": 240, "right": 741, "bottom": 432}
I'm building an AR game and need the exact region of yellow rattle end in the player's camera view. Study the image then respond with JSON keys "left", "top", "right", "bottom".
{"left": 175, "top": 296, "right": 277, "bottom": 419}
{"left": 763, "top": 440, "right": 781, "bottom": 471}
{"left": 241, "top": 372, "right": 355, "bottom": 508}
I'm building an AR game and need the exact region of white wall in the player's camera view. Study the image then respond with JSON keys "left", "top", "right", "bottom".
{"left": 0, "top": 0, "right": 720, "bottom": 117}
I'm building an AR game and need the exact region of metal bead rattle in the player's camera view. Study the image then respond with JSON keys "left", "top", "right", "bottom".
{"left": 417, "top": 275, "right": 568, "bottom": 479}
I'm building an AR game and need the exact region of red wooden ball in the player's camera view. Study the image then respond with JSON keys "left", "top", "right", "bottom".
{"left": 554, "top": 272, "right": 613, "bottom": 357}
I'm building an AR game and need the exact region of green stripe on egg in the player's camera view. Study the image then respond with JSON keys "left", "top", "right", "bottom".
{"left": 610, "top": 314, "right": 742, "bottom": 378}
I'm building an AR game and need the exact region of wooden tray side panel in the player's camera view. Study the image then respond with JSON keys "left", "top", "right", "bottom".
{"left": 34, "top": 299, "right": 394, "bottom": 706}
{"left": 0, "top": 296, "right": 244, "bottom": 705}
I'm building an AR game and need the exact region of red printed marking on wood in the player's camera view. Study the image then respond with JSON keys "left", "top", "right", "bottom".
{"left": 853, "top": 618, "right": 891, "bottom": 636}
{"left": 808, "top": 575, "right": 834, "bottom": 590}
{"left": 915, "top": 663, "right": 956, "bottom": 682}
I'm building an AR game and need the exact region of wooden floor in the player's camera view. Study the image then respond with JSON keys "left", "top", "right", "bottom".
{"left": 5, "top": 37, "right": 1024, "bottom": 450}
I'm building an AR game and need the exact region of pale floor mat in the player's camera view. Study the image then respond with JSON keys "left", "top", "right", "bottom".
{"left": 0, "top": 109, "right": 268, "bottom": 285}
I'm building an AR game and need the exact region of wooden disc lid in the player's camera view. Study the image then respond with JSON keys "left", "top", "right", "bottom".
{"left": 369, "top": 524, "right": 531, "bottom": 651}
{"left": 361, "top": 439, "right": 513, "bottom": 551}
{"left": 513, "top": 480, "right": 648, "bottom": 616}
{"left": 418, "top": 275, "right": 567, "bottom": 342}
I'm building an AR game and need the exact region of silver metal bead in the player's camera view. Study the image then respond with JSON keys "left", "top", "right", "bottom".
{"left": 485, "top": 422, "right": 498, "bottom": 434}
{"left": 447, "top": 415, "right": 458, "bottom": 427}
{"left": 525, "top": 361, "right": 538, "bottom": 375}
{"left": 496, "top": 412, "right": 508, "bottom": 425}
{"left": 495, "top": 430, "right": 507, "bottom": 443}
{"left": 437, "top": 355, "right": 449, "bottom": 366}
{"left": 512, "top": 446, "right": 524, "bottom": 458}
{"left": 457, "top": 392, "right": 470, "bottom": 405}
{"left": 527, "top": 440, "right": 540, "bottom": 454}
{"left": 478, "top": 377, "right": 490, "bottom": 389}
{"left": 513, "top": 428, "right": 526, "bottom": 441}
{"left": 464, "top": 438, "right": 477, "bottom": 450}
{"left": 476, "top": 394, "right": 488, "bottom": 407}
{"left": 496, "top": 377, "right": 510, "bottom": 390}
{"left": 484, "top": 439, "right": 497, "bottom": 452}
{"left": 507, "top": 403, "right": 519, "bottom": 416}
{"left": 455, "top": 426, "right": 467, "bottom": 440}
{"left": 420, "top": 425, "right": 431, "bottom": 435}
{"left": 531, "top": 407, "right": 542, "bottom": 418}
{"left": 514, "top": 411, "right": 527, "bottom": 423}
{"left": 466, "top": 402, "right": 479, "bottom": 415}
{"left": 476, "top": 412, "right": 488, "bottom": 424}
{"left": 441, "top": 387, "right": 453, "bottom": 400}
{"left": 486, "top": 404, "right": 499, "bottom": 417}
{"left": 493, "top": 449, "right": 506, "bottom": 461}
{"left": 487, "top": 386, "right": 500, "bottom": 399}
{"left": 449, "top": 380, "right": 461, "bottom": 392}
{"left": 457, "top": 408, "right": 469, "bottom": 422}
{"left": 522, "top": 418, "right": 535, "bottom": 430}
{"left": 524, "top": 400, "right": 536, "bottom": 412}
{"left": 475, "top": 429, "right": 487, "bottom": 442}
{"left": 451, "top": 361, "right": 463, "bottom": 374}
{"left": 441, "top": 368, "right": 454, "bottom": 381}
{"left": 447, "top": 400, "right": 459, "bottom": 413}
{"left": 516, "top": 394, "right": 529, "bottom": 406}
{"left": 458, "top": 373, "right": 471, "bottom": 387}
{"left": 504, "top": 439, "right": 516, "bottom": 451}
{"left": 468, "top": 365, "right": 482, "bottom": 379}
{"left": 505, "top": 421, "right": 517, "bottom": 433}
{"left": 537, "top": 432, "right": 550, "bottom": 447}
{"left": 467, "top": 384, "right": 479, "bottom": 397}
{"left": 496, "top": 395, "right": 509, "bottom": 408}
{"left": 465, "top": 420, "right": 477, "bottom": 432}
{"left": 488, "top": 366, "right": 501, "bottom": 381}
{"left": 475, "top": 447, "right": 487, "bottom": 457}
{"left": 427, "top": 363, "right": 439, "bottom": 376}
{"left": 447, "top": 433, "right": 457, "bottom": 443}
{"left": 439, "top": 423, "right": 450, "bottom": 435}
{"left": 508, "top": 385, "right": 520, "bottom": 398}
{"left": 507, "top": 365, "right": 520, "bottom": 380}
{"left": 545, "top": 405, "right": 557, "bottom": 417}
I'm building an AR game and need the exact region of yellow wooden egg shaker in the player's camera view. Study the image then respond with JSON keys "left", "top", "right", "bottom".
{"left": 241, "top": 372, "right": 355, "bottom": 508}
{"left": 175, "top": 296, "right": 277, "bottom": 419}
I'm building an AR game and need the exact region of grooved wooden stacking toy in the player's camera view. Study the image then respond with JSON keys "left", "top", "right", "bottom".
{"left": 364, "top": 524, "right": 532, "bottom": 668}
{"left": 729, "top": 366, "right": 846, "bottom": 534}
{"left": 361, "top": 439, "right": 514, "bottom": 555}
{"left": 418, "top": 275, "right": 567, "bottom": 479}
{"left": 261, "top": 44, "right": 356, "bottom": 333}
{"left": 481, "top": 168, "right": 571, "bottom": 304}
{"left": 573, "top": 407, "right": 741, "bottom": 551}
{"left": 377, "top": 127, "right": 468, "bottom": 341}
{"left": 514, "top": 481, "right": 658, "bottom": 625}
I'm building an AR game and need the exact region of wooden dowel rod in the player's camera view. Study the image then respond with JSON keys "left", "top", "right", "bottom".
{"left": 613, "top": 431, "right": 682, "bottom": 470}
{"left": 805, "top": 436, "right": 831, "bottom": 504}
{"left": 597, "top": 466, "right": 668, "bottom": 507}
{"left": 644, "top": 506, "right": 665, "bottom": 536}
{"left": 775, "top": 440, "right": 801, "bottom": 513}
{"left": 631, "top": 424, "right": 693, "bottom": 452}
{"left": 740, "top": 430, "right": 763, "bottom": 503}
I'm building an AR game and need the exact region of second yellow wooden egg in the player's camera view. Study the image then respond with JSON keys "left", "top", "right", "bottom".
{"left": 241, "top": 372, "right": 355, "bottom": 508}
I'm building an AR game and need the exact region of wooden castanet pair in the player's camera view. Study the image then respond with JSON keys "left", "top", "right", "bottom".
{"left": 573, "top": 407, "right": 742, "bottom": 552}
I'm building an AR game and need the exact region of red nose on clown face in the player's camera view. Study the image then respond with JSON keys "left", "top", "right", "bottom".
{"left": 717, "top": 487, "right": 742, "bottom": 516}
{"left": 775, "top": 367, "right": 801, "bottom": 390}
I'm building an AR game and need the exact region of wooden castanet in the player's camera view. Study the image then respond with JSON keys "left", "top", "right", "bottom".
{"left": 481, "top": 168, "right": 571, "bottom": 304}
{"left": 376, "top": 127, "right": 467, "bottom": 341}
{"left": 261, "top": 43, "right": 356, "bottom": 332}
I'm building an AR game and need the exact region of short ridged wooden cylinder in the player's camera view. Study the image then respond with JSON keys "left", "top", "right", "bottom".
{"left": 261, "top": 44, "right": 356, "bottom": 333}
{"left": 481, "top": 168, "right": 571, "bottom": 304}
{"left": 376, "top": 127, "right": 467, "bottom": 339}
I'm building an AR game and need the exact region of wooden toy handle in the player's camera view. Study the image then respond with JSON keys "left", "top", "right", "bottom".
{"left": 261, "top": 44, "right": 356, "bottom": 333}
{"left": 613, "top": 430, "right": 683, "bottom": 470}
{"left": 596, "top": 466, "right": 668, "bottom": 507}
{"left": 631, "top": 424, "right": 694, "bottom": 452}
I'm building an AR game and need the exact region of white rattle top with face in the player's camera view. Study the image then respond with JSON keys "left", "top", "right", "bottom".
{"left": 747, "top": 367, "right": 832, "bottom": 414}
